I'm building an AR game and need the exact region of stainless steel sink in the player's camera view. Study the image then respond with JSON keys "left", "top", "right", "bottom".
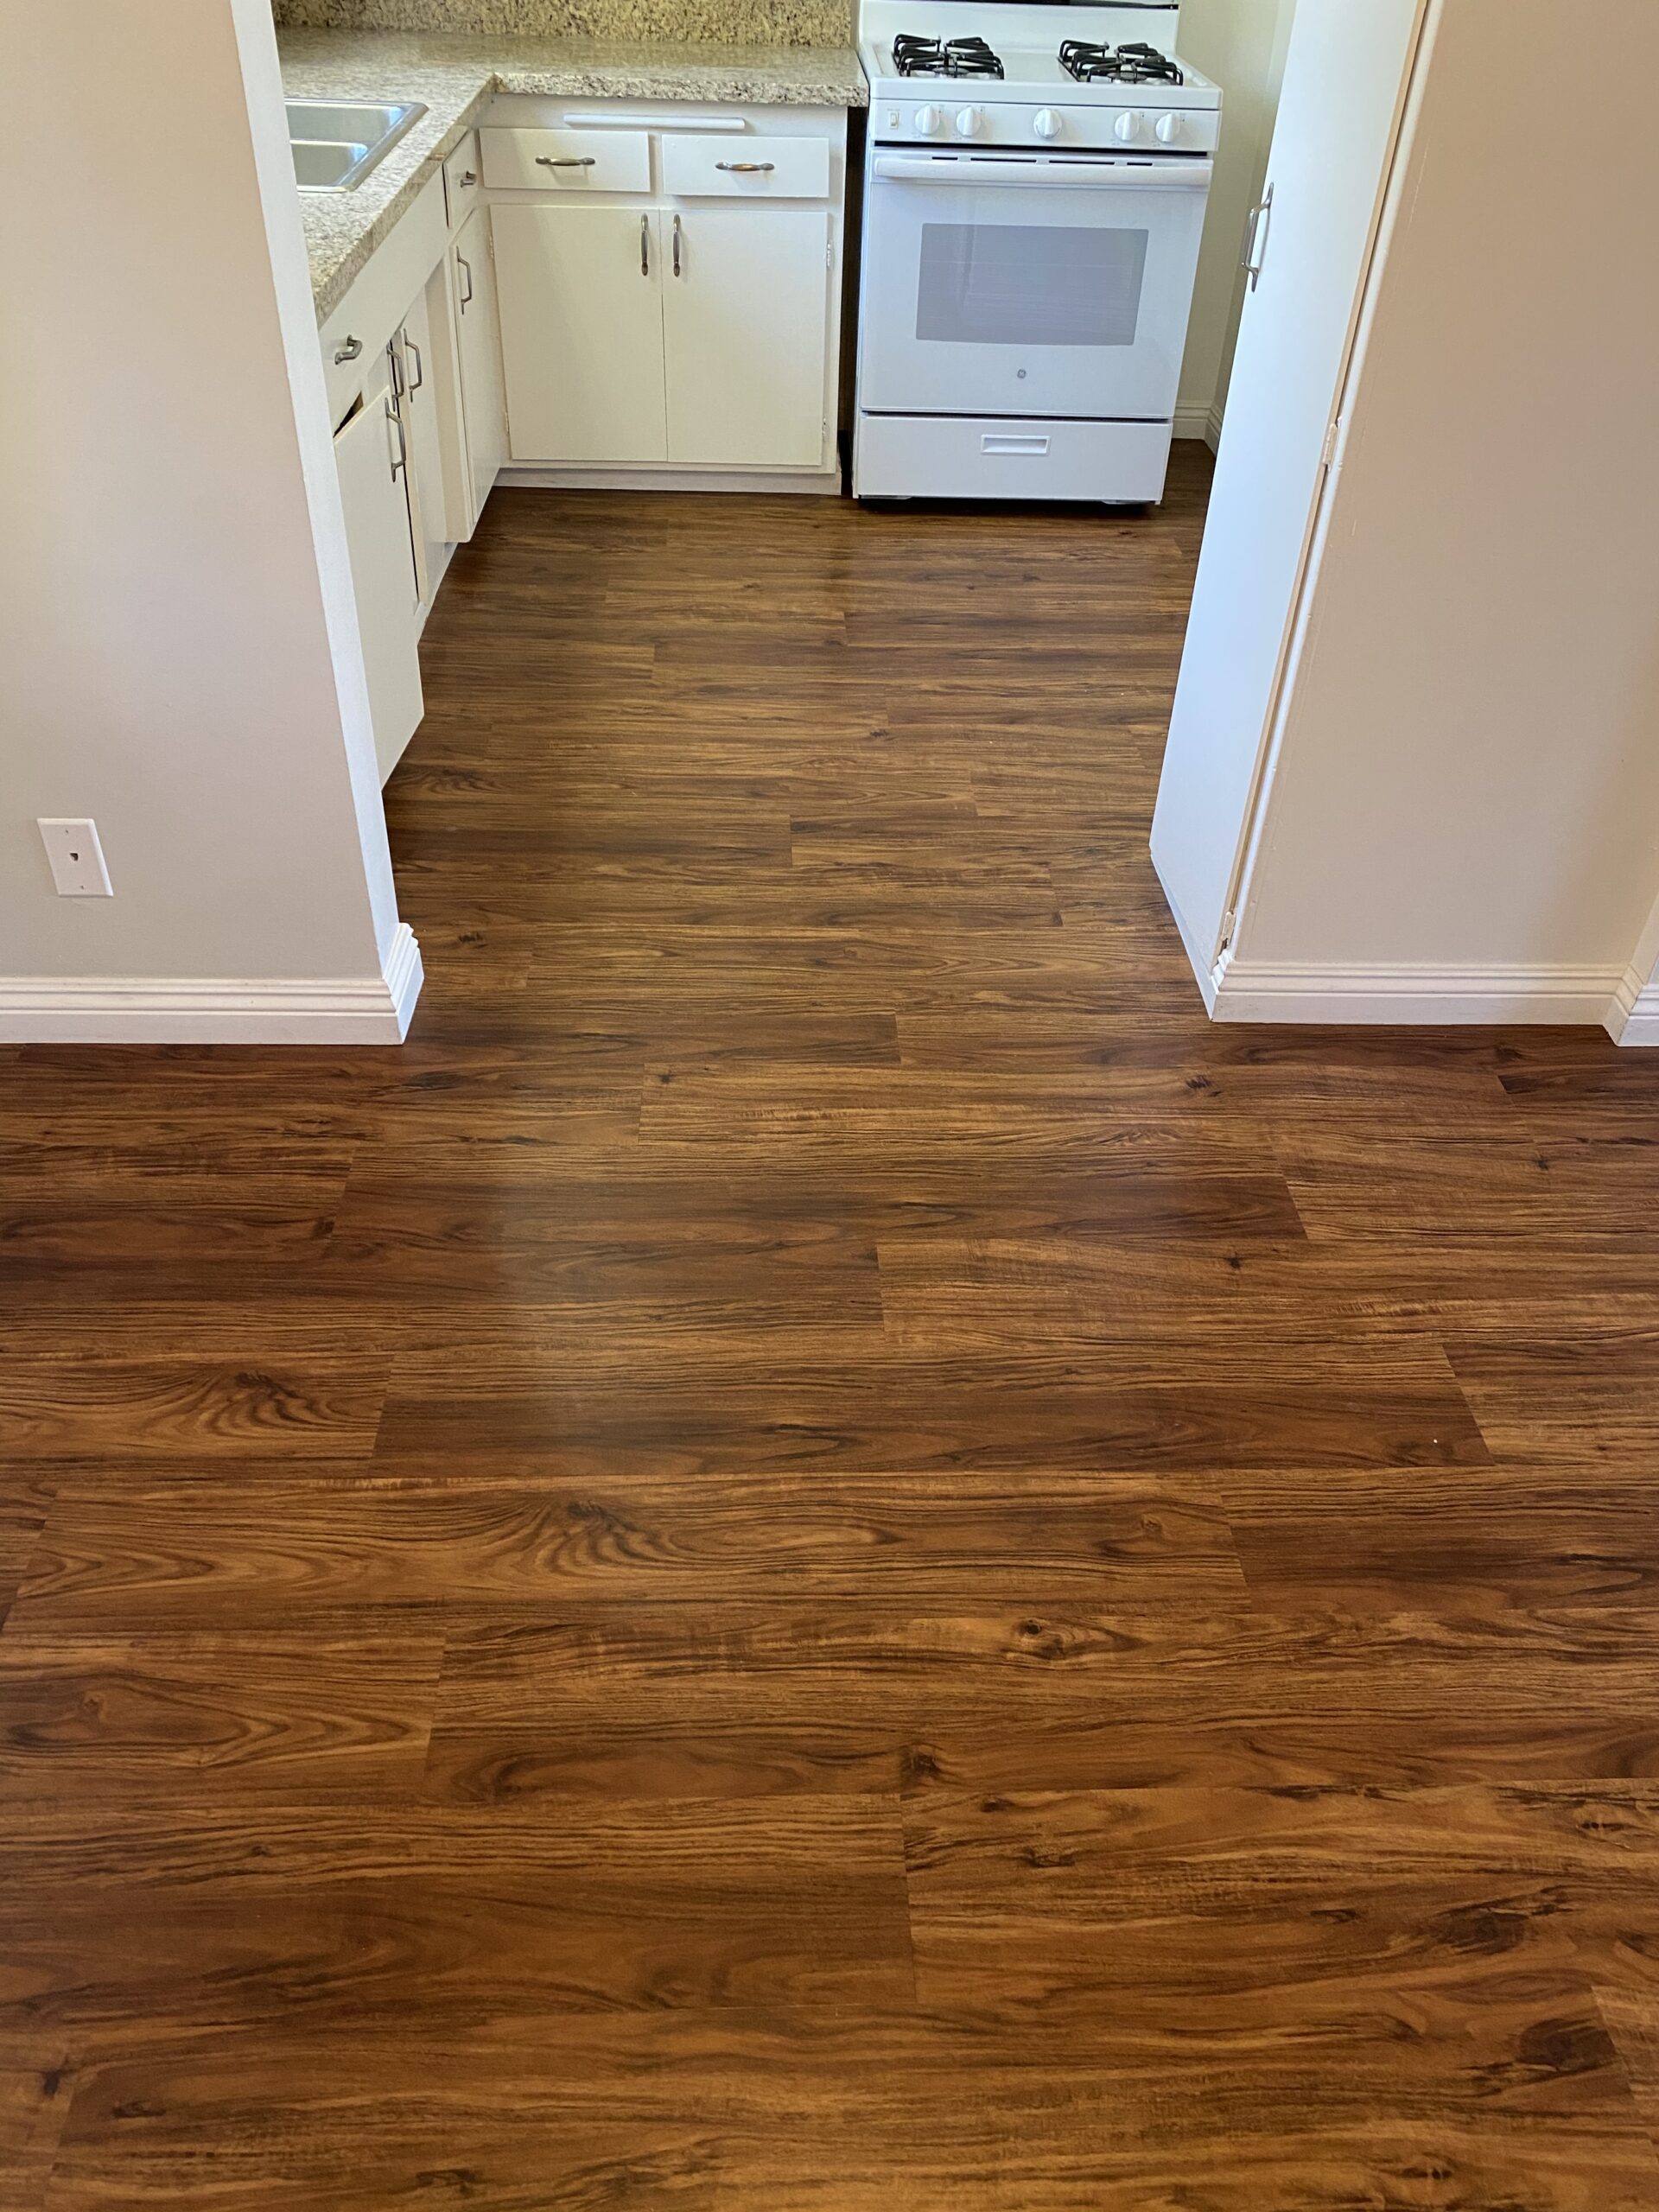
{"left": 287, "top": 99, "right": 427, "bottom": 193}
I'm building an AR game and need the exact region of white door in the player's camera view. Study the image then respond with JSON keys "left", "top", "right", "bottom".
{"left": 395, "top": 289, "right": 447, "bottom": 607}
{"left": 859, "top": 156, "right": 1210, "bottom": 423}
{"left": 1150, "top": 0, "right": 1430, "bottom": 969}
{"left": 334, "top": 365, "right": 423, "bottom": 785}
{"left": 493, "top": 204, "right": 667, "bottom": 463}
{"left": 664, "top": 206, "right": 830, "bottom": 467}
{"left": 453, "top": 207, "right": 505, "bottom": 521}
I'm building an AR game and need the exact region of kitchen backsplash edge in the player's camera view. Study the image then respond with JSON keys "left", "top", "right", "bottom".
{"left": 270, "top": 0, "right": 855, "bottom": 47}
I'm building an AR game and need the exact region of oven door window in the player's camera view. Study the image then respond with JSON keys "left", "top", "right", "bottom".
{"left": 915, "top": 221, "right": 1149, "bottom": 347}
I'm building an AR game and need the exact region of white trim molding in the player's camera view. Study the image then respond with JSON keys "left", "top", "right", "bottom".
{"left": 1605, "top": 963, "right": 1659, "bottom": 1047}
{"left": 0, "top": 923, "right": 423, "bottom": 1045}
{"left": 499, "top": 464, "right": 842, "bottom": 497}
{"left": 1212, "top": 957, "right": 1620, "bottom": 1027}
{"left": 1172, "top": 404, "right": 1226, "bottom": 453}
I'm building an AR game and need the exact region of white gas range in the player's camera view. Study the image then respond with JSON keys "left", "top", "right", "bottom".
{"left": 853, "top": 2, "right": 1221, "bottom": 503}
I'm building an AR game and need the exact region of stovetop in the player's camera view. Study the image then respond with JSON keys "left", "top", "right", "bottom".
{"left": 861, "top": 24, "right": 1219, "bottom": 108}
{"left": 860, "top": 2, "right": 1219, "bottom": 148}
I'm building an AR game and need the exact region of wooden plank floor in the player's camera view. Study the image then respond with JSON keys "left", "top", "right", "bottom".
{"left": 8, "top": 450, "right": 1659, "bottom": 2207}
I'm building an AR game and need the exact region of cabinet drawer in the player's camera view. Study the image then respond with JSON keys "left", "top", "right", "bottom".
{"left": 660, "top": 134, "right": 830, "bottom": 200}
{"left": 481, "top": 128, "right": 651, "bottom": 194}
{"left": 443, "top": 131, "right": 482, "bottom": 227}
{"left": 855, "top": 415, "right": 1173, "bottom": 503}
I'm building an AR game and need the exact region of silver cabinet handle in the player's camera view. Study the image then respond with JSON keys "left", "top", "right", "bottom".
{"left": 1241, "top": 184, "right": 1274, "bottom": 290}
{"left": 639, "top": 213, "right": 650, "bottom": 276}
{"left": 404, "top": 334, "right": 424, "bottom": 394}
{"left": 385, "top": 396, "right": 408, "bottom": 481}
{"left": 387, "top": 338, "right": 404, "bottom": 401}
{"left": 672, "top": 211, "right": 683, "bottom": 277}
{"left": 715, "top": 161, "right": 775, "bottom": 174}
{"left": 536, "top": 155, "right": 597, "bottom": 168}
{"left": 456, "top": 251, "right": 474, "bottom": 308}
{"left": 334, "top": 334, "right": 363, "bottom": 365}
{"left": 459, "top": 168, "right": 478, "bottom": 186}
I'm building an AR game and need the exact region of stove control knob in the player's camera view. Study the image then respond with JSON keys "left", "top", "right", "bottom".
{"left": 1155, "top": 112, "right": 1184, "bottom": 144}
{"left": 955, "top": 105, "right": 984, "bottom": 137}
{"left": 1115, "top": 110, "right": 1146, "bottom": 143}
{"left": 1033, "top": 108, "right": 1063, "bottom": 140}
{"left": 914, "top": 104, "right": 944, "bottom": 137}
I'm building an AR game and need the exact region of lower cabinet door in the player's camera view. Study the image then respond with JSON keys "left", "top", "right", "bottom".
{"left": 396, "top": 289, "right": 448, "bottom": 607}
{"left": 493, "top": 203, "right": 668, "bottom": 463}
{"left": 663, "top": 206, "right": 830, "bottom": 468}
{"left": 334, "top": 372, "right": 423, "bottom": 785}
{"left": 454, "top": 207, "right": 505, "bottom": 523}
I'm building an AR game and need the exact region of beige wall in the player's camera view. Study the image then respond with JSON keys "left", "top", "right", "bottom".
{"left": 0, "top": 0, "right": 406, "bottom": 1024}
{"left": 1232, "top": 0, "right": 1659, "bottom": 980}
{"left": 1175, "top": 0, "right": 1296, "bottom": 437}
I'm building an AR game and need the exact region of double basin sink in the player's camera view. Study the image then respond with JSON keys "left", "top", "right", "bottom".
{"left": 289, "top": 99, "right": 428, "bottom": 192}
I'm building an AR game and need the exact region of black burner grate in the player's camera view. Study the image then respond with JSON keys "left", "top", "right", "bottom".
{"left": 1058, "top": 39, "right": 1185, "bottom": 86}
{"left": 892, "top": 33, "right": 1007, "bottom": 79}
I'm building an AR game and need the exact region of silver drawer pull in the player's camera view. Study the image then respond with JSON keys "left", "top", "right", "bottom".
{"left": 334, "top": 334, "right": 363, "bottom": 365}
{"left": 715, "top": 161, "right": 775, "bottom": 174}
{"left": 639, "top": 213, "right": 650, "bottom": 276}
{"left": 458, "top": 168, "right": 478, "bottom": 186}
{"left": 537, "top": 155, "right": 597, "bottom": 168}
{"left": 982, "top": 434, "right": 1049, "bottom": 455}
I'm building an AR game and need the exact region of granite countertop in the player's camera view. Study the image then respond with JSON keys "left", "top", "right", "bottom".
{"left": 281, "top": 28, "right": 868, "bottom": 321}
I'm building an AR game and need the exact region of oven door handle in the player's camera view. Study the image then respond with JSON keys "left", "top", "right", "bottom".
{"left": 872, "top": 154, "right": 1213, "bottom": 190}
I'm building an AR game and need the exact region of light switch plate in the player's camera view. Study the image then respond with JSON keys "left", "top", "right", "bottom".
{"left": 39, "top": 818, "right": 113, "bottom": 896}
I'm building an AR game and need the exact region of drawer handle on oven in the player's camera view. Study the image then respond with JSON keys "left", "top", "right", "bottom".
{"left": 537, "top": 155, "right": 598, "bottom": 168}
{"left": 872, "top": 154, "right": 1213, "bottom": 189}
{"left": 715, "top": 161, "right": 774, "bottom": 173}
{"left": 983, "top": 434, "right": 1050, "bottom": 456}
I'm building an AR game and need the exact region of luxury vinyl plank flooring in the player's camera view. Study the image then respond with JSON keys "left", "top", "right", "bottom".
{"left": 7, "top": 458, "right": 1659, "bottom": 2206}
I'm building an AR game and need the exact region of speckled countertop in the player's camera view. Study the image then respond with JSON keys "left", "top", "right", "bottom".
{"left": 282, "top": 29, "right": 868, "bottom": 321}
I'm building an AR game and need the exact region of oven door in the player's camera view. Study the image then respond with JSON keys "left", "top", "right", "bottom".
{"left": 859, "top": 150, "right": 1212, "bottom": 421}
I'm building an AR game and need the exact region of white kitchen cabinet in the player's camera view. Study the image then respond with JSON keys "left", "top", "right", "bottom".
{"left": 393, "top": 287, "right": 448, "bottom": 609}
{"left": 334, "top": 360, "right": 423, "bottom": 785}
{"left": 453, "top": 207, "right": 506, "bottom": 527}
{"left": 663, "top": 206, "right": 829, "bottom": 468}
{"left": 480, "top": 98, "right": 845, "bottom": 485}
{"left": 494, "top": 204, "right": 667, "bottom": 464}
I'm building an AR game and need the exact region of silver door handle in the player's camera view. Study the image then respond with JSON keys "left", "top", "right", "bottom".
{"left": 385, "top": 396, "right": 408, "bottom": 481}
{"left": 640, "top": 213, "right": 650, "bottom": 276}
{"left": 1241, "top": 184, "right": 1274, "bottom": 289}
{"left": 387, "top": 339, "right": 404, "bottom": 400}
{"left": 457, "top": 252, "right": 474, "bottom": 308}
{"left": 536, "top": 155, "right": 597, "bottom": 168}
{"left": 715, "top": 161, "right": 775, "bottom": 174}
{"left": 672, "top": 211, "right": 683, "bottom": 277}
{"left": 334, "top": 334, "right": 363, "bottom": 365}
{"left": 404, "top": 335, "right": 423, "bottom": 393}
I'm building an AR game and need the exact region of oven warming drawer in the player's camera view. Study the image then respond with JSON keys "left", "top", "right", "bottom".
{"left": 854, "top": 413, "right": 1174, "bottom": 502}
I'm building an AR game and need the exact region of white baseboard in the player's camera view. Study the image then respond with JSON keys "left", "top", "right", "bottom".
{"left": 498, "top": 463, "right": 842, "bottom": 496}
{"left": 1212, "top": 957, "right": 1619, "bottom": 1027}
{"left": 1173, "top": 403, "right": 1226, "bottom": 454}
{"left": 0, "top": 923, "right": 423, "bottom": 1045}
{"left": 1604, "top": 963, "right": 1659, "bottom": 1046}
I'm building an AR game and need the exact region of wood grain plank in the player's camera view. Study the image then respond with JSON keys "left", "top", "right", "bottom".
{"left": 9, "top": 1472, "right": 1243, "bottom": 1627}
